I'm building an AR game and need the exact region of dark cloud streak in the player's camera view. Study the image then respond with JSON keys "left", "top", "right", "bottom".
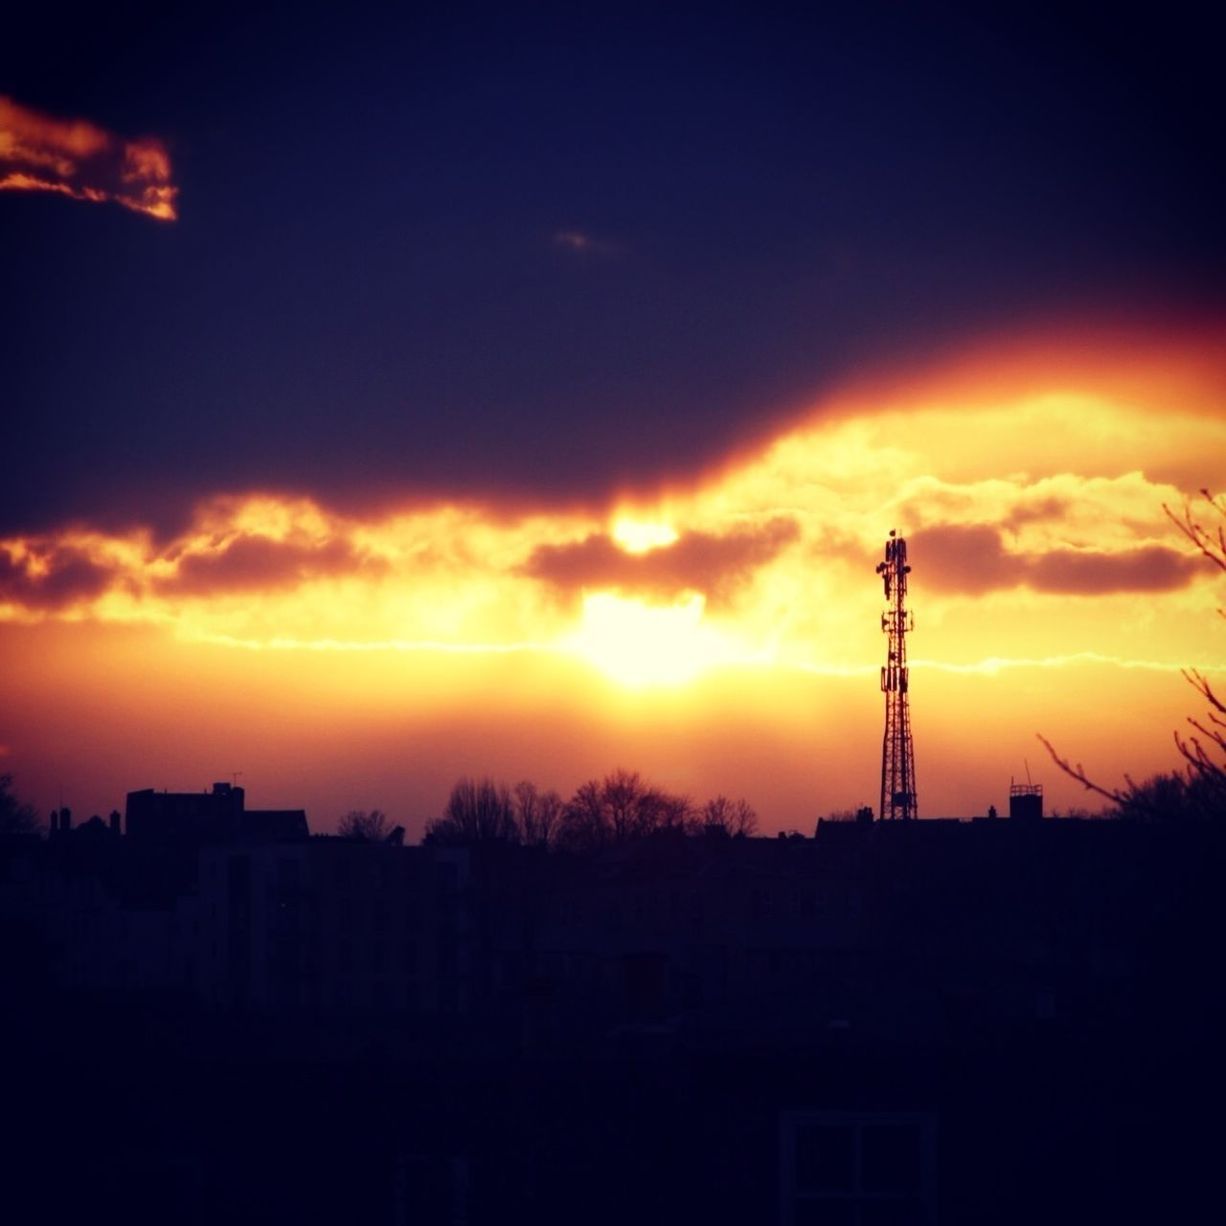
{"left": 910, "top": 524, "right": 1202, "bottom": 596}
{"left": 0, "top": 546, "right": 114, "bottom": 611}
{"left": 156, "top": 536, "right": 387, "bottom": 597}
{"left": 2, "top": 6, "right": 1223, "bottom": 537}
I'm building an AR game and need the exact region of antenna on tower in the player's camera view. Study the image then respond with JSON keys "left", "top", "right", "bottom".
{"left": 875, "top": 529, "right": 918, "bottom": 820}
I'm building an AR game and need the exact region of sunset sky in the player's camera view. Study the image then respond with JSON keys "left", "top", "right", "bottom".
{"left": 3, "top": 4, "right": 1224, "bottom": 835}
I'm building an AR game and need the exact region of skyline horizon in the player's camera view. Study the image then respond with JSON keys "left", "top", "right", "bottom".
{"left": 4, "top": 6, "right": 1223, "bottom": 840}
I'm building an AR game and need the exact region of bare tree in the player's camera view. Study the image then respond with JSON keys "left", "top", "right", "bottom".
{"left": 337, "top": 809, "right": 391, "bottom": 841}
{"left": 419, "top": 769, "right": 759, "bottom": 850}
{"left": 556, "top": 769, "right": 693, "bottom": 852}
{"left": 557, "top": 778, "right": 608, "bottom": 853}
{"left": 1041, "top": 488, "right": 1226, "bottom": 819}
{"left": 694, "top": 794, "right": 758, "bottom": 837}
{"left": 602, "top": 769, "right": 645, "bottom": 841}
{"left": 0, "top": 774, "right": 40, "bottom": 835}
{"left": 653, "top": 788, "right": 694, "bottom": 834}
{"left": 424, "top": 777, "right": 520, "bottom": 845}
{"left": 514, "top": 780, "right": 563, "bottom": 847}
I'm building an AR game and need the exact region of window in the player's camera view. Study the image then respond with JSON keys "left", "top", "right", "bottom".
{"left": 781, "top": 1111, "right": 936, "bottom": 1226}
{"left": 796, "top": 1125, "right": 854, "bottom": 1194}
{"left": 862, "top": 1125, "right": 922, "bottom": 1197}
{"left": 277, "top": 857, "right": 300, "bottom": 891}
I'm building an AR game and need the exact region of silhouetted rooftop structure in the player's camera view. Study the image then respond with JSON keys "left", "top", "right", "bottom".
{"left": 125, "top": 782, "right": 308, "bottom": 846}
{"left": 1009, "top": 781, "right": 1043, "bottom": 821}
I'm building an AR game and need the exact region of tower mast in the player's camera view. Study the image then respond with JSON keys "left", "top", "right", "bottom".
{"left": 876, "top": 530, "right": 917, "bottom": 820}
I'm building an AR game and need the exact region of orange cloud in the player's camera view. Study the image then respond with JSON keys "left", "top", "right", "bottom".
{"left": 523, "top": 519, "right": 800, "bottom": 607}
{"left": 0, "top": 96, "right": 178, "bottom": 221}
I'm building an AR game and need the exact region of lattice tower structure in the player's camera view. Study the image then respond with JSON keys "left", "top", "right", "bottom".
{"left": 876, "top": 530, "right": 918, "bottom": 820}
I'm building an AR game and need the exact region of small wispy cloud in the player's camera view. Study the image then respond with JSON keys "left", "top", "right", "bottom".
{"left": 551, "top": 228, "right": 622, "bottom": 257}
{"left": 0, "top": 96, "right": 178, "bottom": 221}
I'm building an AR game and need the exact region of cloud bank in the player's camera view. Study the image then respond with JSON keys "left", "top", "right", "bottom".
{"left": 0, "top": 336, "right": 1222, "bottom": 687}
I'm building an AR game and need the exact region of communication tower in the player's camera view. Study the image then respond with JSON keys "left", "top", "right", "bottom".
{"left": 876, "top": 530, "right": 917, "bottom": 820}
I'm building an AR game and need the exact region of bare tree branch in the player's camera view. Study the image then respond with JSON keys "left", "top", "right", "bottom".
{"left": 1035, "top": 735, "right": 1131, "bottom": 808}
{"left": 1041, "top": 488, "right": 1226, "bottom": 821}
{"left": 1164, "top": 489, "right": 1226, "bottom": 574}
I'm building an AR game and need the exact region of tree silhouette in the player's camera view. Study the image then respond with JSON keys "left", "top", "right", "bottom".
{"left": 513, "top": 780, "right": 563, "bottom": 847}
{"left": 0, "top": 774, "right": 40, "bottom": 835}
{"left": 694, "top": 794, "right": 758, "bottom": 837}
{"left": 422, "top": 771, "right": 759, "bottom": 850}
{"left": 424, "top": 777, "right": 520, "bottom": 845}
{"left": 556, "top": 769, "right": 692, "bottom": 853}
{"left": 337, "top": 809, "right": 391, "bottom": 841}
{"left": 1041, "top": 489, "right": 1226, "bottom": 818}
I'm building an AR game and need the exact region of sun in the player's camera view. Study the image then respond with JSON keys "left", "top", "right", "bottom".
{"left": 609, "top": 516, "right": 679, "bottom": 555}
{"left": 563, "top": 591, "right": 755, "bottom": 687}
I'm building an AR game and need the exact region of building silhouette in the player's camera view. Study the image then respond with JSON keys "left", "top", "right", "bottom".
{"left": 2, "top": 783, "right": 1222, "bottom": 1225}
{"left": 126, "top": 781, "right": 308, "bottom": 845}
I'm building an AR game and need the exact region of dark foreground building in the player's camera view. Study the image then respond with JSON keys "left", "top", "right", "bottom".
{"left": 2, "top": 807, "right": 1222, "bottom": 1224}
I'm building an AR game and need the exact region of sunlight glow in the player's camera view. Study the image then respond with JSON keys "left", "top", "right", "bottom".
{"left": 564, "top": 592, "right": 747, "bottom": 686}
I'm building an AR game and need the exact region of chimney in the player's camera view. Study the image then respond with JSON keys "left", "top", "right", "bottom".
{"left": 109, "top": 810, "right": 121, "bottom": 836}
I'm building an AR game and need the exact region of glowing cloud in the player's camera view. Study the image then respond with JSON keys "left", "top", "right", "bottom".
{"left": 0, "top": 96, "right": 178, "bottom": 221}
{"left": 525, "top": 519, "right": 800, "bottom": 607}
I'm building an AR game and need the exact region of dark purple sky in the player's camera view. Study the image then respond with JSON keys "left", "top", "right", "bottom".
{"left": 4, "top": 2, "right": 1223, "bottom": 536}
